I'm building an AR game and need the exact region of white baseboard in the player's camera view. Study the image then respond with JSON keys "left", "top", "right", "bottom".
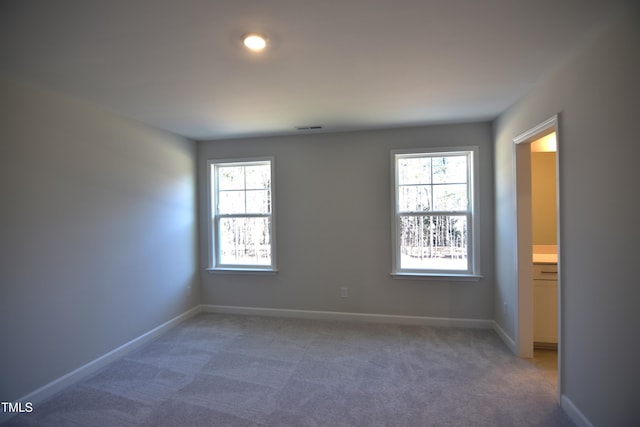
{"left": 201, "top": 304, "right": 494, "bottom": 329}
{"left": 1, "top": 305, "right": 201, "bottom": 424}
{"left": 561, "top": 395, "right": 594, "bottom": 427}
{"left": 492, "top": 320, "right": 517, "bottom": 354}
{"left": 2, "top": 305, "right": 500, "bottom": 424}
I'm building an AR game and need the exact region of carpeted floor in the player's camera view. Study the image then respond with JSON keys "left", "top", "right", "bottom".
{"left": 4, "top": 313, "right": 574, "bottom": 426}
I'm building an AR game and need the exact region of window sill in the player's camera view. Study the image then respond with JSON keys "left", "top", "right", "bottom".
{"left": 206, "top": 268, "right": 278, "bottom": 275}
{"left": 391, "top": 272, "right": 483, "bottom": 282}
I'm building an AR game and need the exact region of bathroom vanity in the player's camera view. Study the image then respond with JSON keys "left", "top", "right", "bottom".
{"left": 533, "top": 246, "right": 558, "bottom": 346}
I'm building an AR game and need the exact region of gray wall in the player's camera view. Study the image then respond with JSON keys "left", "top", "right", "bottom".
{"left": 198, "top": 123, "right": 494, "bottom": 320}
{"left": 0, "top": 77, "right": 199, "bottom": 401}
{"left": 494, "top": 4, "right": 639, "bottom": 425}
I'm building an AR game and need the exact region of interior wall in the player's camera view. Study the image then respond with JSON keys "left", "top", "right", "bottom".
{"left": 493, "top": 3, "right": 639, "bottom": 425}
{"left": 531, "top": 152, "right": 557, "bottom": 245}
{"left": 0, "top": 77, "right": 199, "bottom": 402}
{"left": 198, "top": 123, "right": 495, "bottom": 320}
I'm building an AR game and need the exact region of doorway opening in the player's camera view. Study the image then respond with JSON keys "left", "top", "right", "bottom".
{"left": 513, "top": 115, "right": 561, "bottom": 396}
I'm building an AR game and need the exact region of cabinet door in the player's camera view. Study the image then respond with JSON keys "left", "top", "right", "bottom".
{"left": 533, "top": 280, "right": 558, "bottom": 343}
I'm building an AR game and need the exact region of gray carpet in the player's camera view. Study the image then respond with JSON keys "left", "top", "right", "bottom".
{"left": 4, "top": 313, "right": 574, "bottom": 426}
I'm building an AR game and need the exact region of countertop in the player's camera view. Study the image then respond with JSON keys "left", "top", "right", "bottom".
{"left": 533, "top": 253, "right": 557, "bottom": 264}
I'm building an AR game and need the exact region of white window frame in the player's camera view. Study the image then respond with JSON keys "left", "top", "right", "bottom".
{"left": 207, "top": 157, "right": 277, "bottom": 273}
{"left": 391, "top": 147, "right": 481, "bottom": 279}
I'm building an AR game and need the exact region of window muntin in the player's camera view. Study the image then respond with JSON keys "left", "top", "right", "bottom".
{"left": 210, "top": 159, "right": 275, "bottom": 270}
{"left": 393, "top": 149, "right": 478, "bottom": 276}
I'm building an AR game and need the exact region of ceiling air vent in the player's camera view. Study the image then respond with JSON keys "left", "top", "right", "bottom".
{"left": 295, "top": 125, "right": 323, "bottom": 131}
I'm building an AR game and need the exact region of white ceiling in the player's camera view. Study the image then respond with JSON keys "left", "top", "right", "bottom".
{"left": 0, "top": 0, "right": 625, "bottom": 140}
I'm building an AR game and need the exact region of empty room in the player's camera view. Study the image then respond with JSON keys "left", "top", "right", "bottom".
{"left": 1, "top": 1, "right": 638, "bottom": 426}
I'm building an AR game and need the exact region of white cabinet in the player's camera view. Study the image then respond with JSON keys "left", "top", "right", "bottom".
{"left": 533, "top": 262, "right": 558, "bottom": 344}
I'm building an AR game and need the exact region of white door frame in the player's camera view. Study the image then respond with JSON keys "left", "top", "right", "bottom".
{"left": 512, "top": 114, "right": 562, "bottom": 395}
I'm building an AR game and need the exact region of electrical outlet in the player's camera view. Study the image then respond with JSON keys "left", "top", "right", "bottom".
{"left": 340, "top": 287, "right": 349, "bottom": 298}
{"left": 187, "top": 285, "right": 192, "bottom": 296}
{"left": 503, "top": 301, "right": 507, "bottom": 314}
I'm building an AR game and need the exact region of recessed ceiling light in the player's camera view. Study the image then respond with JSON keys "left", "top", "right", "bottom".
{"left": 242, "top": 33, "right": 267, "bottom": 52}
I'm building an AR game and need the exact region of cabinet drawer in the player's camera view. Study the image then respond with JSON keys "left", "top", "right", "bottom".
{"left": 533, "top": 263, "right": 557, "bottom": 280}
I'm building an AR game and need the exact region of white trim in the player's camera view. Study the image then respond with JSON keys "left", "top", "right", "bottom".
{"left": 513, "top": 115, "right": 558, "bottom": 144}
{"left": 390, "top": 272, "right": 483, "bottom": 281}
{"left": 512, "top": 114, "right": 559, "bottom": 360}
{"left": 512, "top": 113, "right": 564, "bottom": 405}
{"left": 512, "top": 140, "right": 534, "bottom": 358}
{"left": 207, "top": 157, "right": 276, "bottom": 271}
{"left": 561, "top": 395, "right": 594, "bottom": 427}
{"left": 1, "top": 305, "right": 517, "bottom": 424}
{"left": 201, "top": 304, "right": 493, "bottom": 329}
{"left": 390, "top": 146, "right": 481, "bottom": 277}
{"left": 0, "top": 306, "right": 202, "bottom": 424}
{"left": 206, "top": 267, "right": 278, "bottom": 275}
{"left": 492, "top": 320, "right": 517, "bottom": 354}
{"left": 555, "top": 120, "right": 563, "bottom": 401}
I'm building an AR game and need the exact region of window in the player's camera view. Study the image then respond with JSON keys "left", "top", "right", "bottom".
{"left": 391, "top": 148, "right": 480, "bottom": 277}
{"left": 208, "top": 158, "right": 275, "bottom": 271}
